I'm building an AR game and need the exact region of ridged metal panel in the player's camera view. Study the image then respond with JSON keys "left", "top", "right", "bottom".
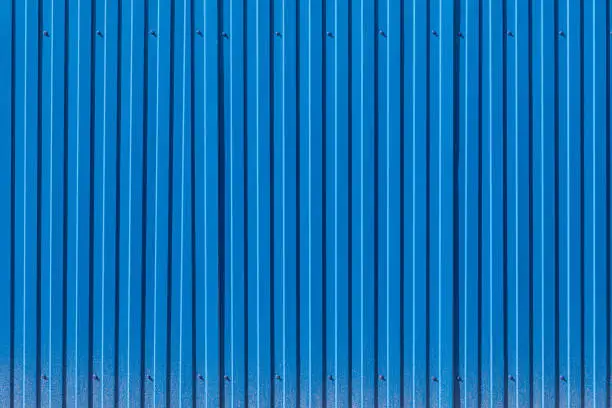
{"left": 0, "top": 0, "right": 611, "bottom": 406}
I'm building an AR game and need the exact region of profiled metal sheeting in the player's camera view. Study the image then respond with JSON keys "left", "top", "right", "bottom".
{"left": 0, "top": 0, "right": 611, "bottom": 406}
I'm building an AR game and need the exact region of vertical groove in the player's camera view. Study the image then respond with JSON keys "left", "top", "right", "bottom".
{"left": 522, "top": 0, "right": 532, "bottom": 402}
{"left": 321, "top": 0, "right": 327, "bottom": 404}
{"left": 425, "top": 0, "right": 431, "bottom": 403}
{"left": 554, "top": 2, "right": 560, "bottom": 405}
{"left": 115, "top": 0, "right": 122, "bottom": 403}
{"left": 242, "top": 0, "right": 248, "bottom": 399}
{"left": 579, "top": 2, "right": 584, "bottom": 403}
{"left": 269, "top": 0, "right": 276, "bottom": 400}
{"left": 607, "top": 1, "right": 611, "bottom": 404}
{"left": 99, "top": 0, "right": 107, "bottom": 398}
{"left": 502, "top": 0, "right": 509, "bottom": 404}
{"left": 166, "top": 0, "right": 176, "bottom": 402}
{"left": 398, "top": 0, "right": 404, "bottom": 401}
{"left": 347, "top": 0, "right": 352, "bottom": 404}
{"left": 452, "top": 0, "right": 461, "bottom": 404}
{"left": 10, "top": 0, "right": 16, "bottom": 404}
{"left": 477, "top": 0, "right": 483, "bottom": 403}
{"left": 606, "top": 0, "right": 611, "bottom": 403}
{"left": 605, "top": 2, "right": 612, "bottom": 404}
{"left": 21, "top": 0, "right": 27, "bottom": 405}
{"left": 527, "top": 0, "right": 533, "bottom": 404}
{"left": 452, "top": 0, "right": 459, "bottom": 406}
{"left": 140, "top": 0, "right": 150, "bottom": 405}
{"left": 373, "top": 0, "right": 379, "bottom": 403}
{"left": 294, "top": 0, "right": 300, "bottom": 403}
{"left": 62, "top": 0, "right": 70, "bottom": 404}
{"left": 189, "top": 0, "right": 196, "bottom": 403}
{"left": 216, "top": 0, "right": 225, "bottom": 405}
{"left": 36, "top": 0, "right": 44, "bottom": 403}
{"left": 87, "top": 0, "right": 96, "bottom": 404}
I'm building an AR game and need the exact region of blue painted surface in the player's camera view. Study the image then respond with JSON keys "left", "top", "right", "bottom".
{"left": 1, "top": 0, "right": 611, "bottom": 407}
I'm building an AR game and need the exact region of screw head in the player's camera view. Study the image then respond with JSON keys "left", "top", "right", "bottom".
{"left": 431, "top": 376, "right": 438, "bottom": 382}
{"left": 431, "top": 30, "right": 439, "bottom": 37}
{"left": 457, "top": 31, "right": 464, "bottom": 38}
{"left": 147, "top": 375, "right": 153, "bottom": 382}
{"left": 221, "top": 32, "right": 229, "bottom": 39}
{"left": 224, "top": 375, "right": 231, "bottom": 382}
{"left": 560, "top": 375, "right": 567, "bottom": 382}
{"left": 275, "top": 31, "right": 282, "bottom": 37}
{"left": 378, "top": 374, "right": 386, "bottom": 382}
{"left": 508, "top": 374, "right": 515, "bottom": 382}
{"left": 196, "top": 29, "right": 203, "bottom": 37}
{"left": 558, "top": 30, "right": 565, "bottom": 37}
{"left": 456, "top": 376, "right": 463, "bottom": 382}
{"left": 149, "top": 30, "right": 157, "bottom": 37}
{"left": 328, "top": 374, "right": 335, "bottom": 382}
{"left": 197, "top": 374, "right": 205, "bottom": 381}
{"left": 92, "top": 374, "right": 100, "bottom": 381}
{"left": 42, "top": 30, "right": 50, "bottom": 37}
{"left": 96, "top": 30, "right": 103, "bottom": 38}
{"left": 275, "top": 374, "right": 282, "bottom": 381}
{"left": 41, "top": 374, "right": 48, "bottom": 381}
{"left": 506, "top": 30, "right": 514, "bottom": 37}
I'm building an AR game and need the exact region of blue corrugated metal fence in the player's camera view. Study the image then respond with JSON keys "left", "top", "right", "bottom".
{"left": 0, "top": 0, "right": 611, "bottom": 406}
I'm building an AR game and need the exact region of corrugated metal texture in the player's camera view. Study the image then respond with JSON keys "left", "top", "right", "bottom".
{"left": 1, "top": 0, "right": 611, "bottom": 406}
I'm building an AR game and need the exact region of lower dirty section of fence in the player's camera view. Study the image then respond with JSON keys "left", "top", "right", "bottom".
{"left": 1, "top": 0, "right": 612, "bottom": 406}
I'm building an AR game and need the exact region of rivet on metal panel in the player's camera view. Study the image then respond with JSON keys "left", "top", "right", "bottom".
{"left": 456, "top": 376, "right": 463, "bottom": 383}
{"left": 275, "top": 31, "right": 282, "bottom": 38}
{"left": 326, "top": 31, "right": 334, "bottom": 38}
{"left": 146, "top": 375, "right": 153, "bottom": 382}
{"left": 224, "top": 375, "right": 231, "bottom": 382}
{"left": 42, "top": 30, "right": 50, "bottom": 37}
{"left": 96, "top": 30, "right": 103, "bottom": 38}
{"left": 558, "top": 30, "right": 565, "bottom": 38}
{"left": 431, "top": 376, "right": 438, "bottom": 383}
{"left": 41, "top": 374, "right": 48, "bottom": 381}
{"left": 457, "top": 31, "right": 464, "bottom": 38}
{"left": 274, "top": 374, "right": 282, "bottom": 381}
{"left": 196, "top": 29, "right": 203, "bottom": 37}
{"left": 431, "top": 30, "right": 439, "bottom": 37}
{"left": 92, "top": 374, "right": 100, "bottom": 381}
{"left": 506, "top": 30, "right": 514, "bottom": 38}
{"left": 559, "top": 375, "right": 567, "bottom": 383}
{"left": 508, "top": 374, "right": 515, "bottom": 382}
{"left": 221, "top": 32, "right": 230, "bottom": 39}
{"left": 378, "top": 374, "right": 386, "bottom": 382}
{"left": 378, "top": 29, "right": 387, "bottom": 38}
{"left": 197, "top": 374, "right": 205, "bottom": 381}
{"left": 149, "top": 30, "right": 158, "bottom": 38}
{"left": 328, "top": 375, "right": 335, "bottom": 382}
